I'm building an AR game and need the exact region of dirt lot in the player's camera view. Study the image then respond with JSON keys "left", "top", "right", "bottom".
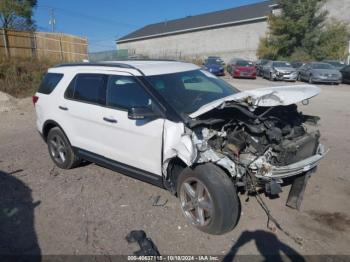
{"left": 1, "top": 76, "right": 350, "bottom": 257}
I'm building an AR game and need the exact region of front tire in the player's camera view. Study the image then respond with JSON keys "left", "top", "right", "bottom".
{"left": 47, "top": 127, "right": 81, "bottom": 169}
{"left": 177, "top": 164, "right": 240, "bottom": 235}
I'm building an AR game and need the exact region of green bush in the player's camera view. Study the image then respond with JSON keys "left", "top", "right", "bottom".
{"left": 0, "top": 58, "right": 53, "bottom": 98}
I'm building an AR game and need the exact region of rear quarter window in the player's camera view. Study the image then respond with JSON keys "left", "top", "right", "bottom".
{"left": 38, "top": 73, "right": 64, "bottom": 94}
{"left": 65, "top": 74, "right": 107, "bottom": 105}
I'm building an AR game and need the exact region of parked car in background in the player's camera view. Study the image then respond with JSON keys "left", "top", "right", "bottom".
{"left": 255, "top": 59, "right": 270, "bottom": 76}
{"left": 206, "top": 56, "right": 225, "bottom": 66}
{"left": 291, "top": 61, "right": 304, "bottom": 69}
{"left": 340, "top": 65, "right": 350, "bottom": 84}
{"left": 203, "top": 58, "right": 225, "bottom": 76}
{"left": 262, "top": 61, "right": 297, "bottom": 81}
{"left": 298, "top": 62, "right": 342, "bottom": 84}
{"left": 322, "top": 60, "right": 346, "bottom": 71}
{"left": 227, "top": 59, "right": 256, "bottom": 79}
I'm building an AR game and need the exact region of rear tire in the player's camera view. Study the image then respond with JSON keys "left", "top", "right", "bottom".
{"left": 47, "top": 127, "right": 81, "bottom": 169}
{"left": 177, "top": 163, "right": 240, "bottom": 235}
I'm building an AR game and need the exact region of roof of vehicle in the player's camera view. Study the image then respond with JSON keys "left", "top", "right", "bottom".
{"left": 50, "top": 60, "right": 200, "bottom": 76}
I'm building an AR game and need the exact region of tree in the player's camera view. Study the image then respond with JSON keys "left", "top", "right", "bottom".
{"left": 257, "top": 0, "right": 349, "bottom": 61}
{"left": 312, "top": 20, "right": 350, "bottom": 60}
{"left": 0, "top": 0, "right": 37, "bottom": 30}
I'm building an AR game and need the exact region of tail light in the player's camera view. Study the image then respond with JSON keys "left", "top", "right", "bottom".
{"left": 32, "top": 96, "right": 39, "bottom": 106}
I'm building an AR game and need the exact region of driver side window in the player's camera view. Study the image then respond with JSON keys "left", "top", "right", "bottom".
{"left": 106, "top": 76, "right": 152, "bottom": 110}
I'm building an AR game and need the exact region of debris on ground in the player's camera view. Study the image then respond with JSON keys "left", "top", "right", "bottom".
{"left": 126, "top": 230, "right": 160, "bottom": 256}
{"left": 149, "top": 195, "right": 168, "bottom": 207}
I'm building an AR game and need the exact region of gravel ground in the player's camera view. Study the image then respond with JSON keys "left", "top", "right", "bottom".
{"left": 0, "top": 76, "right": 350, "bottom": 257}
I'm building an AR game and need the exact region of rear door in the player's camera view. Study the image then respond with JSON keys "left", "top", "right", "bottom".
{"left": 58, "top": 72, "right": 109, "bottom": 156}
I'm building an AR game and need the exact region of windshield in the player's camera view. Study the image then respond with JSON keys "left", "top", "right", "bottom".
{"left": 236, "top": 60, "right": 253, "bottom": 67}
{"left": 206, "top": 58, "right": 222, "bottom": 65}
{"left": 312, "top": 63, "right": 334, "bottom": 69}
{"left": 273, "top": 62, "right": 292, "bottom": 68}
{"left": 146, "top": 70, "right": 239, "bottom": 114}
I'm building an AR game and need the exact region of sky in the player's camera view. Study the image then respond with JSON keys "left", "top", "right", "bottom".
{"left": 34, "top": 0, "right": 265, "bottom": 53}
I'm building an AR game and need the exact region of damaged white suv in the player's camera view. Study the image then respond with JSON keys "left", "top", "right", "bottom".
{"left": 34, "top": 61, "right": 326, "bottom": 235}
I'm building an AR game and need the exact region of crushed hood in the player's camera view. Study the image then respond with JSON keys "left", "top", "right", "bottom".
{"left": 190, "top": 85, "right": 320, "bottom": 118}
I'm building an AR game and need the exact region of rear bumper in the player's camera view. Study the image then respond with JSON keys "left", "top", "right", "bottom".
{"left": 256, "top": 144, "right": 326, "bottom": 180}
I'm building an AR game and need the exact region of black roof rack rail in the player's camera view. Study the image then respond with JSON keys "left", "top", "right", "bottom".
{"left": 118, "top": 58, "right": 178, "bottom": 62}
{"left": 54, "top": 62, "right": 137, "bottom": 69}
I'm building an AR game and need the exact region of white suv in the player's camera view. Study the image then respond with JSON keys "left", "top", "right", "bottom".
{"left": 34, "top": 60, "right": 326, "bottom": 235}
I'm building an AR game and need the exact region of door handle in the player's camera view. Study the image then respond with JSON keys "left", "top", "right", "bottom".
{"left": 59, "top": 106, "right": 68, "bottom": 111}
{"left": 103, "top": 117, "right": 117, "bottom": 123}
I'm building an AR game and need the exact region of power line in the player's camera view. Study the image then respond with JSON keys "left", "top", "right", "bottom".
{"left": 37, "top": 4, "right": 139, "bottom": 29}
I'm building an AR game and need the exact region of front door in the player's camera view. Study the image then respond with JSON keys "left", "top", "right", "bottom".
{"left": 98, "top": 73, "right": 165, "bottom": 176}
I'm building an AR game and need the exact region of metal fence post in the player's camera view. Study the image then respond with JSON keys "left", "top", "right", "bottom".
{"left": 59, "top": 34, "right": 64, "bottom": 61}
{"left": 2, "top": 28, "right": 10, "bottom": 58}
{"left": 31, "top": 32, "right": 37, "bottom": 59}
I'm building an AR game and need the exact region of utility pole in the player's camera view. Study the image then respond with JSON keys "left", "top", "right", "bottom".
{"left": 49, "top": 8, "right": 56, "bottom": 32}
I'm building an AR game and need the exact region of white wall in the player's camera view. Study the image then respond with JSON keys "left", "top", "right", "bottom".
{"left": 324, "top": 0, "right": 350, "bottom": 24}
{"left": 118, "top": 0, "right": 350, "bottom": 62}
{"left": 118, "top": 21, "right": 268, "bottom": 62}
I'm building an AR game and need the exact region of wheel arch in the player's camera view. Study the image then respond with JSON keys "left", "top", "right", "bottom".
{"left": 42, "top": 120, "right": 70, "bottom": 144}
{"left": 165, "top": 157, "right": 188, "bottom": 195}
{"left": 166, "top": 158, "right": 236, "bottom": 195}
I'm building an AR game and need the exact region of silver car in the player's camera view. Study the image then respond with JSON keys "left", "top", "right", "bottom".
{"left": 262, "top": 61, "right": 298, "bottom": 81}
{"left": 298, "top": 62, "right": 342, "bottom": 84}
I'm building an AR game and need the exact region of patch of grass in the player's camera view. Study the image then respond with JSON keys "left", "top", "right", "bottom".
{"left": 0, "top": 58, "right": 55, "bottom": 98}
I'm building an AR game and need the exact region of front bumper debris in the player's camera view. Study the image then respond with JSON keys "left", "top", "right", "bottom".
{"left": 256, "top": 144, "right": 327, "bottom": 180}
{"left": 286, "top": 169, "right": 315, "bottom": 210}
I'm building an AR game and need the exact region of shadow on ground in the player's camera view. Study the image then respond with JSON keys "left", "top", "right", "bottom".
{"left": 223, "top": 230, "right": 305, "bottom": 262}
{"left": 0, "top": 170, "right": 41, "bottom": 260}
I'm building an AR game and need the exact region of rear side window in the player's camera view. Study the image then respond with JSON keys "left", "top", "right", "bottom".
{"left": 38, "top": 73, "right": 63, "bottom": 94}
{"left": 65, "top": 74, "right": 107, "bottom": 105}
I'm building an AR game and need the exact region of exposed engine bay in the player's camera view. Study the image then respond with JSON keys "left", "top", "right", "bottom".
{"left": 163, "top": 85, "right": 326, "bottom": 210}
{"left": 189, "top": 103, "right": 325, "bottom": 197}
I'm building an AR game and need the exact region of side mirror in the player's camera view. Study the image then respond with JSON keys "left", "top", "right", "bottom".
{"left": 128, "top": 106, "right": 160, "bottom": 120}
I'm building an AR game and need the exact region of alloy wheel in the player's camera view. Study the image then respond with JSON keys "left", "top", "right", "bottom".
{"left": 179, "top": 178, "right": 214, "bottom": 227}
{"left": 49, "top": 135, "right": 67, "bottom": 164}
